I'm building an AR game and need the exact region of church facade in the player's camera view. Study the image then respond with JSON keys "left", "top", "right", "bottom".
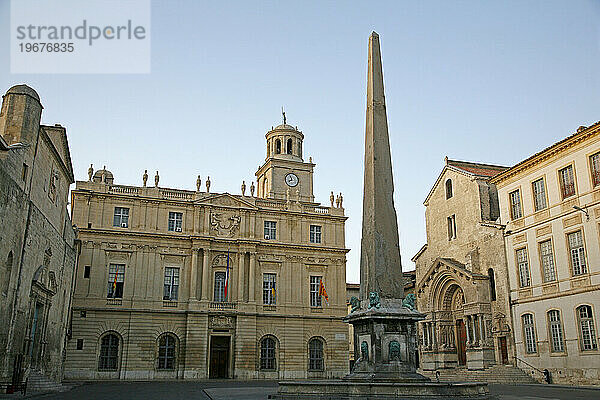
{"left": 413, "top": 159, "right": 514, "bottom": 371}
{"left": 64, "top": 122, "right": 349, "bottom": 380}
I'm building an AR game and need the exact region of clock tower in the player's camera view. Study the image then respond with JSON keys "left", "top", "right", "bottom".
{"left": 255, "top": 118, "right": 315, "bottom": 202}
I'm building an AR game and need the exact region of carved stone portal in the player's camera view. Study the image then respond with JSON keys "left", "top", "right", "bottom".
{"left": 210, "top": 315, "right": 234, "bottom": 328}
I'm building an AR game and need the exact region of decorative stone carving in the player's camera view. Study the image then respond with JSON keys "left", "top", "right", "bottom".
{"left": 154, "top": 171, "right": 159, "bottom": 187}
{"left": 209, "top": 211, "right": 241, "bottom": 237}
{"left": 368, "top": 292, "right": 381, "bottom": 309}
{"left": 389, "top": 341, "right": 401, "bottom": 361}
{"left": 210, "top": 315, "right": 234, "bottom": 328}
{"left": 250, "top": 181, "right": 255, "bottom": 197}
{"left": 339, "top": 192, "right": 343, "bottom": 208}
{"left": 88, "top": 164, "right": 93, "bottom": 181}
{"left": 241, "top": 181, "right": 246, "bottom": 196}
{"left": 330, "top": 191, "right": 335, "bottom": 207}
{"left": 350, "top": 296, "right": 361, "bottom": 313}
{"left": 206, "top": 176, "right": 211, "bottom": 193}
{"left": 360, "top": 341, "right": 369, "bottom": 361}
{"left": 402, "top": 293, "right": 416, "bottom": 310}
{"left": 196, "top": 175, "right": 201, "bottom": 192}
{"left": 212, "top": 253, "right": 236, "bottom": 267}
{"left": 143, "top": 170, "right": 148, "bottom": 187}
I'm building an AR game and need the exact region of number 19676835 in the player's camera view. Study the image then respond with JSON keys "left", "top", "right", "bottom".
{"left": 19, "top": 42, "right": 74, "bottom": 52}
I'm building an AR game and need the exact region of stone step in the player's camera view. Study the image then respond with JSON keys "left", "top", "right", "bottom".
{"left": 419, "top": 365, "right": 540, "bottom": 384}
{"left": 27, "top": 370, "right": 70, "bottom": 394}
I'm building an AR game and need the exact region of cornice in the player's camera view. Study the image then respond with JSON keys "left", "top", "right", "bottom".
{"left": 491, "top": 121, "right": 600, "bottom": 186}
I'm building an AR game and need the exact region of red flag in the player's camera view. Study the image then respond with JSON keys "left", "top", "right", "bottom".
{"left": 319, "top": 279, "right": 329, "bottom": 305}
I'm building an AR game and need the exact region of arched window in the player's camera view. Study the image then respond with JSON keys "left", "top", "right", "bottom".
{"left": 487, "top": 268, "right": 496, "bottom": 301}
{"left": 298, "top": 141, "right": 302, "bottom": 158}
{"left": 576, "top": 305, "right": 598, "bottom": 351}
{"left": 275, "top": 139, "right": 281, "bottom": 154}
{"left": 521, "top": 314, "right": 537, "bottom": 354}
{"left": 547, "top": 310, "right": 564, "bottom": 353}
{"left": 260, "top": 336, "right": 276, "bottom": 370}
{"left": 266, "top": 141, "right": 270, "bottom": 157}
{"left": 308, "top": 337, "right": 324, "bottom": 371}
{"left": 98, "top": 333, "right": 120, "bottom": 371}
{"left": 445, "top": 179, "right": 453, "bottom": 199}
{"left": 287, "top": 138, "right": 293, "bottom": 155}
{"left": 3, "top": 251, "right": 13, "bottom": 295}
{"left": 157, "top": 334, "right": 177, "bottom": 370}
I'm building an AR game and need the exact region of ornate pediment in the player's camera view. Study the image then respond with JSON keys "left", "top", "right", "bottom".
{"left": 198, "top": 193, "right": 257, "bottom": 210}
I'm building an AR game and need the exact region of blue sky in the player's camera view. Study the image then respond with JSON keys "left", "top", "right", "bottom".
{"left": 1, "top": 1, "right": 599, "bottom": 283}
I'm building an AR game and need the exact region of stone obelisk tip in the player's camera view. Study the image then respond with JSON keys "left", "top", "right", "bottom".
{"left": 360, "top": 31, "right": 404, "bottom": 301}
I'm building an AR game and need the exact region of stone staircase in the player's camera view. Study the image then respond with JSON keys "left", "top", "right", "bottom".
{"left": 26, "top": 370, "right": 71, "bottom": 394}
{"left": 419, "top": 364, "right": 541, "bottom": 384}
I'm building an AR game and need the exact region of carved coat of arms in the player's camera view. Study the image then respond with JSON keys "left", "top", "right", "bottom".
{"left": 210, "top": 211, "right": 241, "bottom": 237}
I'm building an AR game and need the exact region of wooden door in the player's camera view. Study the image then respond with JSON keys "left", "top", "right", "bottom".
{"left": 499, "top": 336, "right": 509, "bottom": 364}
{"left": 456, "top": 320, "right": 467, "bottom": 366}
{"left": 209, "top": 336, "right": 230, "bottom": 378}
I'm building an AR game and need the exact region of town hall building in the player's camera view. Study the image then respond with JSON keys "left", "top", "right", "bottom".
{"left": 64, "top": 121, "right": 349, "bottom": 380}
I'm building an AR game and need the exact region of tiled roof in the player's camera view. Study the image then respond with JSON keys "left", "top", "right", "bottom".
{"left": 446, "top": 159, "right": 508, "bottom": 178}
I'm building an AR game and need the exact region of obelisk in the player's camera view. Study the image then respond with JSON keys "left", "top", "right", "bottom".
{"left": 360, "top": 31, "right": 404, "bottom": 302}
{"left": 345, "top": 31, "right": 425, "bottom": 381}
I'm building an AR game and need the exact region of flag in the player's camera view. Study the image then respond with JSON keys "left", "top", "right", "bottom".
{"left": 224, "top": 250, "right": 230, "bottom": 300}
{"left": 319, "top": 279, "right": 329, "bottom": 305}
{"left": 112, "top": 265, "right": 118, "bottom": 297}
{"left": 271, "top": 286, "right": 276, "bottom": 303}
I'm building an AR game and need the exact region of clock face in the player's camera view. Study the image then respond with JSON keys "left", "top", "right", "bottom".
{"left": 285, "top": 173, "right": 299, "bottom": 187}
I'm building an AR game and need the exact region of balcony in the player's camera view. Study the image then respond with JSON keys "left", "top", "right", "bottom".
{"left": 209, "top": 301, "right": 237, "bottom": 310}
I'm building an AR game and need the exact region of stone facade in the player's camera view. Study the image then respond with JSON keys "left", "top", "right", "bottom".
{"left": 0, "top": 85, "right": 77, "bottom": 384}
{"left": 414, "top": 159, "right": 515, "bottom": 371}
{"left": 491, "top": 122, "right": 600, "bottom": 385}
{"left": 64, "top": 122, "right": 349, "bottom": 380}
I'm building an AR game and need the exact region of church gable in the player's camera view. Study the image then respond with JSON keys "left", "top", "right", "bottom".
{"left": 41, "top": 125, "right": 74, "bottom": 183}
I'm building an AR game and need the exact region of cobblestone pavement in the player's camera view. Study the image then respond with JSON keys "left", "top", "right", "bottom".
{"left": 2, "top": 381, "right": 598, "bottom": 400}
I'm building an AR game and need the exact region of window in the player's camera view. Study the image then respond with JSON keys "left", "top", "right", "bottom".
{"left": 516, "top": 248, "right": 530, "bottom": 287}
{"left": 509, "top": 190, "right": 522, "bottom": 219}
{"left": 590, "top": 152, "right": 600, "bottom": 187}
{"left": 310, "top": 276, "right": 322, "bottom": 307}
{"left": 298, "top": 141, "right": 302, "bottom": 158}
{"left": 113, "top": 207, "right": 129, "bottom": 228}
{"left": 84, "top": 265, "right": 91, "bottom": 279}
{"left": 577, "top": 305, "right": 598, "bottom": 351}
{"left": 163, "top": 267, "right": 179, "bottom": 301}
{"left": 309, "top": 225, "right": 322, "bottom": 244}
{"left": 275, "top": 139, "right": 281, "bottom": 154}
{"left": 168, "top": 212, "right": 183, "bottom": 232}
{"left": 214, "top": 271, "right": 226, "bottom": 302}
{"left": 445, "top": 179, "right": 453, "bottom": 199}
{"left": 559, "top": 165, "right": 576, "bottom": 199}
{"left": 547, "top": 310, "right": 564, "bottom": 353}
{"left": 263, "top": 273, "right": 276, "bottom": 305}
{"left": 98, "top": 333, "right": 119, "bottom": 371}
{"left": 308, "top": 338, "right": 324, "bottom": 371}
{"left": 107, "top": 264, "right": 124, "bottom": 298}
{"left": 487, "top": 268, "right": 496, "bottom": 301}
{"left": 522, "top": 314, "right": 537, "bottom": 354}
{"left": 260, "top": 337, "right": 276, "bottom": 370}
{"left": 539, "top": 240, "right": 557, "bottom": 282}
{"left": 21, "top": 163, "right": 28, "bottom": 182}
{"left": 447, "top": 215, "right": 456, "bottom": 240}
{"left": 568, "top": 231, "right": 587, "bottom": 275}
{"left": 532, "top": 178, "right": 547, "bottom": 211}
{"left": 76, "top": 339, "right": 84, "bottom": 350}
{"left": 157, "top": 334, "right": 176, "bottom": 370}
{"left": 264, "top": 221, "right": 276, "bottom": 240}
{"left": 287, "top": 138, "right": 293, "bottom": 155}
